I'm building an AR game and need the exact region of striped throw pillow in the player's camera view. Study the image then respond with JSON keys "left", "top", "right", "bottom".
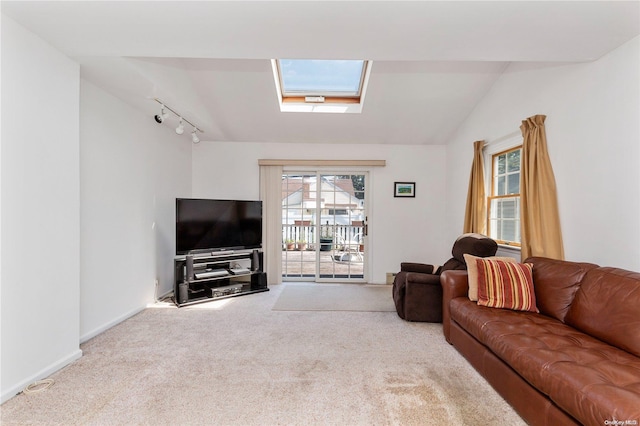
{"left": 464, "top": 253, "right": 517, "bottom": 301}
{"left": 476, "top": 258, "right": 538, "bottom": 312}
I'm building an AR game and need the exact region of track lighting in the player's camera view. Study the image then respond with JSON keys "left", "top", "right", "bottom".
{"left": 154, "top": 104, "right": 169, "bottom": 123}
{"left": 175, "top": 118, "right": 184, "bottom": 135}
{"left": 152, "top": 98, "right": 204, "bottom": 143}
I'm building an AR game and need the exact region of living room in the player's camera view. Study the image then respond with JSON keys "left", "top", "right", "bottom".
{"left": 1, "top": 1, "right": 639, "bottom": 421}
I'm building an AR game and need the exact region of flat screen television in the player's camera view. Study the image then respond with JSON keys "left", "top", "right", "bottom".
{"left": 176, "top": 198, "right": 263, "bottom": 255}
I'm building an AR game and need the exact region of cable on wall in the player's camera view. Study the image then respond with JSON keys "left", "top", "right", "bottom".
{"left": 153, "top": 98, "right": 203, "bottom": 143}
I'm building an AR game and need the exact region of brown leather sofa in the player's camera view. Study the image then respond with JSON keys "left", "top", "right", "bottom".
{"left": 441, "top": 256, "right": 640, "bottom": 426}
{"left": 392, "top": 233, "right": 497, "bottom": 322}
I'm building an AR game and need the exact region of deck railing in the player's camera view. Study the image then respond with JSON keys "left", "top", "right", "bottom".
{"left": 282, "top": 223, "right": 363, "bottom": 250}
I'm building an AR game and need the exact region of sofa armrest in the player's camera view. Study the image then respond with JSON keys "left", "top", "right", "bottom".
{"left": 402, "top": 272, "right": 443, "bottom": 322}
{"left": 440, "top": 270, "right": 469, "bottom": 344}
{"left": 405, "top": 272, "right": 440, "bottom": 285}
{"left": 401, "top": 262, "right": 437, "bottom": 274}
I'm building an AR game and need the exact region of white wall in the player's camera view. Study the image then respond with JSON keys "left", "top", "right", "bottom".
{"left": 152, "top": 110, "right": 194, "bottom": 298}
{"left": 192, "top": 142, "right": 448, "bottom": 283}
{"left": 79, "top": 80, "right": 191, "bottom": 341}
{"left": 445, "top": 36, "right": 640, "bottom": 271}
{"left": 1, "top": 16, "right": 81, "bottom": 402}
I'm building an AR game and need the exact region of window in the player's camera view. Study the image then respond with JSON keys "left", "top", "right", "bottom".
{"left": 271, "top": 59, "right": 372, "bottom": 113}
{"left": 488, "top": 147, "right": 521, "bottom": 246}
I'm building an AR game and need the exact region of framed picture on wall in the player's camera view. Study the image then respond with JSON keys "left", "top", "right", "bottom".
{"left": 394, "top": 182, "right": 415, "bottom": 198}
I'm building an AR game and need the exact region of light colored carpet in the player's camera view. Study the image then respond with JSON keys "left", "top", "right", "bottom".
{"left": 0, "top": 283, "right": 526, "bottom": 426}
{"left": 272, "top": 283, "right": 396, "bottom": 312}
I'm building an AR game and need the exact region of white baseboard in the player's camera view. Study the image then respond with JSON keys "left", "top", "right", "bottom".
{"left": 3, "top": 306, "right": 149, "bottom": 404}
{"left": 1, "top": 349, "right": 83, "bottom": 404}
{"left": 80, "top": 305, "right": 146, "bottom": 344}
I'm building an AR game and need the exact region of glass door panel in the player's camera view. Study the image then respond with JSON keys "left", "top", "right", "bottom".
{"left": 282, "top": 174, "right": 317, "bottom": 279}
{"left": 317, "top": 173, "right": 366, "bottom": 281}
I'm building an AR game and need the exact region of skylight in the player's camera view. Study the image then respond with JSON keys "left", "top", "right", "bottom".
{"left": 272, "top": 59, "right": 372, "bottom": 114}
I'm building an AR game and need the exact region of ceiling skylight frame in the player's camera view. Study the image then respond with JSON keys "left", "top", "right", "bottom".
{"left": 271, "top": 59, "right": 373, "bottom": 114}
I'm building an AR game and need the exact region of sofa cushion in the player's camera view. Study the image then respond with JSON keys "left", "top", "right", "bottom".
{"left": 463, "top": 254, "right": 516, "bottom": 301}
{"left": 476, "top": 259, "right": 537, "bottom": 312}
{"left": 450, "top": 297, "right": 543, "bottom": 351}
{"left": 450, "top": 298, "right": 640, "bottom": 425}
{"left": 525, "top": 257, "right": 598, "bottom": 322}
{"left": 565, "top": 267, "right": 640, "bottom": 357}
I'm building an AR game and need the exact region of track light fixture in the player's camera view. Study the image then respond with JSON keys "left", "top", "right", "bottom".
{"left": 175, "top": 118, "right": 184, "bottom": 135}
{"left": 152, "top": 98, "right": 203, "bottom": 143}
{"left": 154, "top": 104, "right": 169, "bottom": 123}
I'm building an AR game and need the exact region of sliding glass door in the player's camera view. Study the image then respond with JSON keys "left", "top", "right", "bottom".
{"left": 282, "top": 172, "right": 368, "bottom": 282}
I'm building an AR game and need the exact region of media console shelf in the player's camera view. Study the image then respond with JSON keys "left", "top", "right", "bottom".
{"left": 174, "top": 249, "right": 268, "bottom": 307}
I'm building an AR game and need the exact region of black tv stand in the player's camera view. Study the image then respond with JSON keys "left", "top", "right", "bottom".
{"left": 173, "top": 249, "right": 268, "bottom": 307}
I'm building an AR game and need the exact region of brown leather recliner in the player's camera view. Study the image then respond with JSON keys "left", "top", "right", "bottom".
{"left": 392, "top": 233, "right": 498, "bottom": 322}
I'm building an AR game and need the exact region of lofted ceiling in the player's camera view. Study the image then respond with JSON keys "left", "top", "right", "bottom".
{"left": 3, "top": 1, "right": 639, "bottom": 145}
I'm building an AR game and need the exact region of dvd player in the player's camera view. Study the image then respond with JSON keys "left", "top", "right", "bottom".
{"left": 194, "top": 269, "right": 229, "bottom": 279}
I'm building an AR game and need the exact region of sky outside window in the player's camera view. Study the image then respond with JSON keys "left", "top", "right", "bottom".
{"left": 278, "top": 59, "right": 365, "bottom": 95}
